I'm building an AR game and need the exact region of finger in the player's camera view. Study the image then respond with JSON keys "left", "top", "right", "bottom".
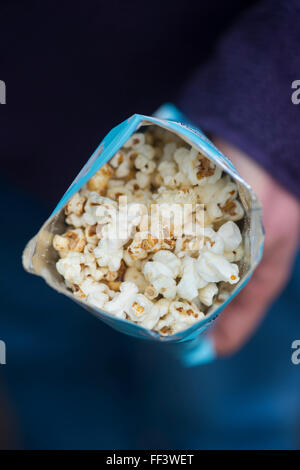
{"left": 211, "top": 234, "right": 299, "bottom": 357}
{"left": 210, "top": 275, "right": 269, "bottom": 357}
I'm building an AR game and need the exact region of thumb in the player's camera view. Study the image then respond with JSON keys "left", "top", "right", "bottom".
{"left": 210, "top": 246, "right": 295, "bottom": 357}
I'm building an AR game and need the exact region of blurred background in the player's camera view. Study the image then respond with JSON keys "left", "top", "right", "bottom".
{"left": 1, "top": 0, "right": 300, "bottom": 449}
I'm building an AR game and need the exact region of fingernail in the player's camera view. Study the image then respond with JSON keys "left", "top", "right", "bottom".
{"left": 180, "top": 336, "right": 216, "bottom": 367}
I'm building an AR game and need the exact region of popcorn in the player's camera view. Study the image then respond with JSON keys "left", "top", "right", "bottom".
{"left": 139, "top": 144, "right": 156, "bottom": 160}
{"left": 194, "top": 178, "right": 227, "bottom": 204}
{"left": 157, "top": 161, "right": 177, "bottom": 188}
{"left": 65, "top": 192, "right": 86, "bottom": 216}
{"left": 175, "top": 147, "right": 222, "bottom": 187}
{"left": 123, "top": 132, "right": 145, "bottom": 149}
{"left": 110, "top": 150, "right": 125, "bottom": 169}
{"left": 83, "top": 263, "right": 106, "bottom": 282}
{"left": 84, "top": 192, "right": 117, "bottom": 226}
{"left": 129, "top": 189, "right": 152, "bottom": 206}
{"left": 175, "top": 237, "right": 198, "bottom": 257}
{"left": 135, "top": 171, "right": 151, "bottom": 189}
{"left": 95, "top": 203, "right": 117, "bottom": 230}
{"left": 107, "top": 178, "right": 125, "bottom": 188}
{"left": 56, "top": 252, "right": 85, "bottom": 284}
{"left": 203, "top": 227, "right": 225, "bottom": 255}
{"left": 66, "top": 229, "right": 86, "bottom": 252}
{"left": 193, "top": 154, "right": 222, "bottom": 185}
{"left": 87, "top": 290, "right": 110, "bottom": 310}
{"left": 110, "top": 150, "right": 132, "bottom": 178}
{"left": 157, "top": 156, "right": 190, "bottom": 188}
{"left": 94, "top": 238, "right": 124, "bottom": 272}
{"left": 120, "top": 201, "right": 143, "bottom": 238}
{"left": 198, "top": 283, "right": 218, "bottom": 306}
{"left": 127, "top": 233, "right": 149, "bottom": 260}
{"left": 75, "top": 278, "right": 112, "bottom": 309}
{"left": 143, "top": 257, "right": 177, "bottom": 281}
{"left": 153, "top": 186, "right": 198, "bottom": 206}
{"left": 53, "top": 234, "right": 69, "bottom": 253}
{"left": 223, "top": 243, "right": 244, "bottom": 262}
{"left": 134, "top": 153, "right": 156, "bottom": 174}
{"left": 126, "top": 294, "right": 160, "bottom": 329}
{"left": 153, "top": 250, "right": 181, "bottom": 275}
{"left": 123, "top": 250, "right": 143, "bottom": 269}
{"left": 104, "top": 260, "right": 126, "bottom": 282}
{"left": 124, "top": 267, "right": 147, "bottom": 292}
{"left": 217, "top": 221, "right": 242, "bottom": 251}
{"left": 65, "top": 213, "right": 87, "bottom": 228}
{"left": 87, "top": 163, "right": 114, "bottom": 193}
{"left": 156, "top": 298, "right": 171, "bottom": 317}
{"left": 173, "top": 147, "right": 190, "bottom": 167}
{"left": 155, "top": 300, "right": 205, "bottom": 335}
{"left": 176, "top": 256, "right": 207, "bottom": 301}
{"left": 107, "top": 185, "right": 133, "bottom": 202}
{"left": 196, "top": 251, "right": 239, "bottom": 284}
{"left": 142, "top": 253, "right": 178, "bottom": 300}
{"left": 161, "top": 142, "right": 177, "bottom": 162}
{"left": 145, "top": 275, "right": 177, "bottom": 300}
{"left": 107, "top": 281, "right": 122, "bottom": 292}
{"left": 64, "top": 245, "right": 105, "bottom": 282}
{"left": 104, "top": 282, "right": 138, "bottom": 319}
{"left": 139, "top": 229, "right": 175, "bottom": 254}
{"left": 174, "top": 217, "right": 206, "bottom": 255}
{"left": 53, "top": 229, "right": 86, "bottom": 255}
{"left": 85, "top": 224, "right": 98, "bottom": 245}
{"left": 54, "top": 126, "right": 245, "bottom": 336}
{"left": 153, "top": 312, "right": 174, "bottom": 335}
{"left": 168, "top": 300, "right": 205, "bottom": 333}
{"left": 206, "top": 176, "right": 244, "bottom": 223}
{"left": 152, "top": 171, "right": 164, "bottom": 187}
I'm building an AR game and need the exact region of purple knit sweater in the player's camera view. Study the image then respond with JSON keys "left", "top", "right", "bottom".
{"left": 179, "top": 0, "right": 300, "bottom": 199}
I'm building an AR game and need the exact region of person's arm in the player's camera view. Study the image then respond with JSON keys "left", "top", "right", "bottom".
{"left": 177, "top": 0, "right": 300, "bottom": 362}
{"left": 179, "top": 0, "right": 300, "bottom": 200}
{"left": 210, "top": 138, "right": 300, "bottom": 357}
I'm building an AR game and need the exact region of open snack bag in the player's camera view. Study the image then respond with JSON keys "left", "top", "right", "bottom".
{"left": 22, "top": 104, "right": 264, "bottom": 344}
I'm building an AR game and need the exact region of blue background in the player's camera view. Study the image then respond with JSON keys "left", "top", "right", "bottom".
{"left": 1, "top": 179, "right": 300, "bottom": 449}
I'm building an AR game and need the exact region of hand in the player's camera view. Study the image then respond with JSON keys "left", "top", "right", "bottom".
{"left": 208, "top": 137, "right": 300, "bottom": 357}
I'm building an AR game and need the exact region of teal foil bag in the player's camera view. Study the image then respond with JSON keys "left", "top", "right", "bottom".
{"left": 22, "top": 104, "right": 264, "bottom": 343}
